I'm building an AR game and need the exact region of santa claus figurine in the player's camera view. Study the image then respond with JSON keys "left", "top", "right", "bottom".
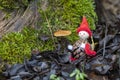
{"left": 68, "top": 16, "right": 96, "bottom": 61}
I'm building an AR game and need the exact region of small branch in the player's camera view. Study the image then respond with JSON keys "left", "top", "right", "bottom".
{"left": 97, "top": 43, "right": 119, "bottom": 54}
{"left": 91, "top": 36, "right": 95, "bottom": 50}
{"left": 103, "top": 24, "right": 108, "bottom": 58}
{"left": 44, "top": 12, "right": 56, "bottom": 49}
{"left": 39, "top": 69, "right": 50, "bottom": 75}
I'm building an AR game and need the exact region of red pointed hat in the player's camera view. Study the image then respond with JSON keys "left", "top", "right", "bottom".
{"left": 77, "top": 16, "right": 92, "bottom": 37}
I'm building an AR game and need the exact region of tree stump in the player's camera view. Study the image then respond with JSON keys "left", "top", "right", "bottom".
{"left": 0, "top": 0, "right": 39, "bottom": 36}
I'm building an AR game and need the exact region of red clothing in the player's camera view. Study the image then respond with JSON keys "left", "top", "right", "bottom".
{"left": 84, "top": 43, "right": 96, "bottom": 56}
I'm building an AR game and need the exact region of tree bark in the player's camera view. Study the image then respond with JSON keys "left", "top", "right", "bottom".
{"left": 95, "top": 0, "right": 120, "bottom": 28}
{"left": 0, "top": 0, "right": 39, "bottom": 36}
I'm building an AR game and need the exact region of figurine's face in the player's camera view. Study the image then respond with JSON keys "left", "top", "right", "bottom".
{"left": 78, "top": 31, "right": 89, "bottom": 40}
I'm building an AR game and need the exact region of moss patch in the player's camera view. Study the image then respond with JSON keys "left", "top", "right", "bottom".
{"left": 0, "top": 0, "right": 98, "bottom": 64}
{"left": 38, "top": 0, "right": 98, "bottom": 42}
{"left": 0, "top": 27, "right": 55, "bottom": 64}
{"left": 0, "top": 0, "right": 30, "bottom": 10}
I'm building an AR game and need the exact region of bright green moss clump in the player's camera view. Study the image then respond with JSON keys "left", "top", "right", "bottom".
{"left": 0, "top": 28, "right": 55, "bottom": 64}
{"left": 0, "top": 28, "right": 35, "bottom": 64}
{"left": 39, "top": 0, "right": 98, "bottom": 42}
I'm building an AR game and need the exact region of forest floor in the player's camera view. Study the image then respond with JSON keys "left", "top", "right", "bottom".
{"left": 0, "top": 0, "right": 120, "bottom": 79}
{"left": 0, "top": 24, "right": 120, "bottom": 80}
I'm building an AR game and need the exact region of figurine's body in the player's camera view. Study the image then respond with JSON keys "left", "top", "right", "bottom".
{"left": 71, "top": 39, "right": 87, "bottom": 59}
{"left": 68, "top": 16, "right": 96, "bottom": 61}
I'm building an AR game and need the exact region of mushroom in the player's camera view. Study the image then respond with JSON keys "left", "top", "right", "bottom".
{"left": 54, "top": 30, "right": 71, "bottom": 37}
{"left": 54, "top": 30, "right": 71, "bottom": 52}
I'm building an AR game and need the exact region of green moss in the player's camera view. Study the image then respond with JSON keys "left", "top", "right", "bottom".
{"left": 0, "top": 0, "right": 98, "bottom": 64}
{"left": 0, "top": 27, "right": 55, "bottom": 64}
{"left": 38, "top": 0, "right": 98, "bottom": 42}
{"left": 0, "top": 0, "right": 30, "bottom": 10}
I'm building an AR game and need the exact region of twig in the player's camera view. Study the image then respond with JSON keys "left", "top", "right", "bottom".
{"left": 39, "top": 69, "right": 50, "bottom": 75}
{"left": 103, "top": 24, "right": 108, "bottom": 58}
{"left": 49, "top": 55, "right": 65, "bottom": 66}
{"left": 97, "top": 29, "right": 118, "bottom": 54}
{"left": 97, "top": 43, "right": 119, "bottom": 54}
{"left": 91, "top": 36, "right": 95, "bottom": 50}
{"left": 44, "top": 12, "right": 56, "bottom": 49}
